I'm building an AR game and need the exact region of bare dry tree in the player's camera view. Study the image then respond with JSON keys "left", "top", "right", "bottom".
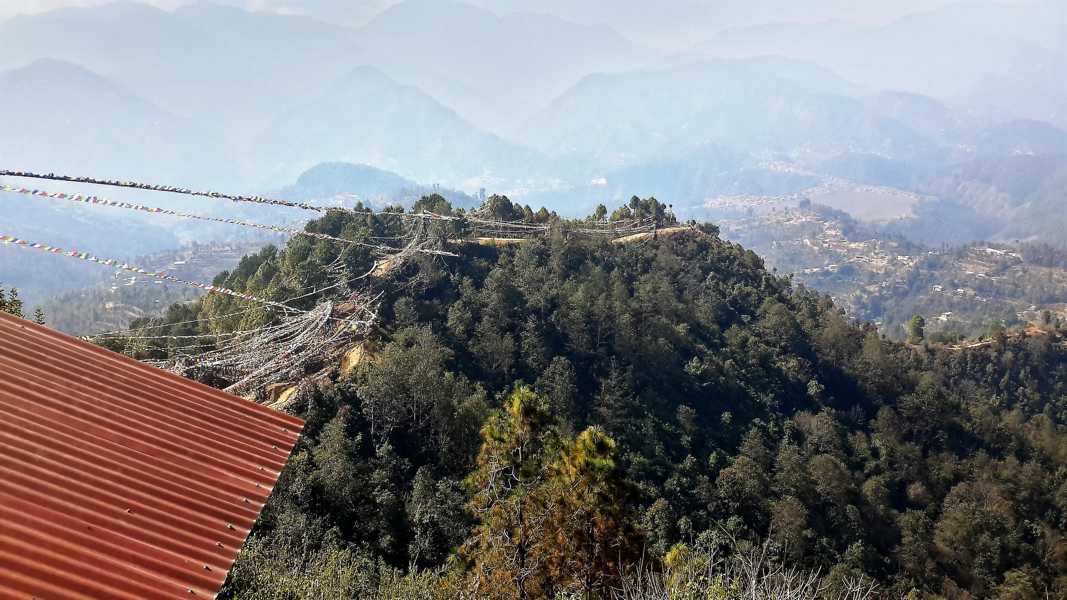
{"left": 612, "top": 537, "right": 882, "bottom": 600}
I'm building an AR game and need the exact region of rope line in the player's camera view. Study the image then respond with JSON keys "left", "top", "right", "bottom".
{"left": 0, "top": 233, "right": 296, "bottom": 311}
{"left": 0, "top": 182, "right": 464, "bottom": 256}
{"left": 0, "top": 183, "right": 371, "bottom": 244}
{"left": 0, "top": 169, "right": 331, "bottom": 212}
{"left": 0, "top": 169, "right": 671, "bottom": 397}
{"left": 0, "top": 169, "right": 659, "bottom": 234}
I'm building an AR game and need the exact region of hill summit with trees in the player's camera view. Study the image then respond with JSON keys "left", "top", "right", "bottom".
{"left": 105, "top": 196, "right": 1067, "bottom": 599}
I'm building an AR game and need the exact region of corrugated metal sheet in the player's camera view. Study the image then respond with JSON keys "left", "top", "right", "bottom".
{"left": 0, "top": 312, "right": 304, "bottom": 599}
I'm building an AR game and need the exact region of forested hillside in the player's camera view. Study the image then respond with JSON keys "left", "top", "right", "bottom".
{"left": 108, "top": 198, "right": 1067, "bottom": 599}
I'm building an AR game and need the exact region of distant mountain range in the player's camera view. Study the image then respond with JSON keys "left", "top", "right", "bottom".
{"left": 521, "top": 57, "right": 916, "bottom": 170}
{"left": 463, "top": 0, "right": 989, "bottom": 51}
{"left": 276, "top": 162, "right": 479, "bottom": 209}
{"left": 355, "top": 0, "right": 650, "bottom": 132}
{"left": 0, "top": 59, "right": 215, "bottom": 183}
{"left": 0, "top": 0, "right": 1065, "bottom": 254}
{"left": 0, "top": 0, "right": 636, "bottom": 191}
{"left": 684, "top": 0, "right": 1066, "bottom": 128}
{"left": 253, "top": 66, "right": 551, "bottom": 188}
{"left": 0, "top": 1, "right": 365, "bottom": 142}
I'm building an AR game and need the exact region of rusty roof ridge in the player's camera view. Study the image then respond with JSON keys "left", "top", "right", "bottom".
{"left": 0, "top": 463, "right": 249, "bottom": 556}
{"left": 0, "top": 466, "right": 247, "bottom": 572}
{"left": 0, "top": 541, "right": 191, "bottom": 600}
{"left": 0, "top": 377, "right": 289, "bottom": 481}
{"left": 0, "top": 311, "right": 303, "bottom": 600}
{"left": 0, "top": 315, "right": 304, "bottom": 429}
{"left": 0, "top": 563, "right": 105, "bottom": 600}
{"left": 0, "top": 419, "right": 264, "bottom": 518}
{"left": 0, "top": 360, "right": 294, "bottom": 470}
{"left": 0, "top": 431, "right": 262, "bottom": 530}
{"left": 0, "top": 402, "right": 272, "bottom": 504}
{"left": 0, "top": 514, "right": 218, "bottom": 598}
{"left": 0, "top": 316, "right": 304, "bottom": 434}
{"left": 0, "top": 495, "right": 223, "bottom": 589}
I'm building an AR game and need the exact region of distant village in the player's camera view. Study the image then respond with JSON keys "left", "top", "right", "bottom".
{"left": 702, "top": 193, "right": 1067, "bottom": 338}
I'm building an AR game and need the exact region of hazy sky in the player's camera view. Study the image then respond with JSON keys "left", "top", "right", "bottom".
{"left": 0, "top": 0, "right": 1047, "bottom": 52}
{"left": 3, "top": 0, "right": 364, "bottom": 19}
{"left": 0, "top": 0, "right": 1030, "bottom": 25}
{"left": 0, "top": 0, "right": 386, "bottom": 21}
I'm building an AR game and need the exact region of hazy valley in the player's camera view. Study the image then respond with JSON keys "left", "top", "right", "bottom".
{"left": 2, "top": 1, "right": 1067, "bottom": 597}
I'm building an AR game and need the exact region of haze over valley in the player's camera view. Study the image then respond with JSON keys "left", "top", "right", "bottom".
{"left": 7, "top": 2, "right": 1067, "bottom": 599}
{"left": 3, "top": 0, "right": 1063, "bottom": 335}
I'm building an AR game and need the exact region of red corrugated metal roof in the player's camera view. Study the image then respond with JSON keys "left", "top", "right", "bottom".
{"left": 0, "top": 312, "right": 304, "bottom": 599}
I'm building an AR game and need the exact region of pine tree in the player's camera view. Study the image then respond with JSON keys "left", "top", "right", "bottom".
{"left": 907, "top": 315, "right": 925, "bottom": 343}
{"left": 461, "top": 387, "right": 559, "bottom": 600}
{"left": 593, "top": 363, "right": 641, "bottom": 444}
{"left": 534, "top": 357, "right": 577, "bottom": 424}
{"left": 309, "top": 407, "right": 361, "bottom": 521}
{"left": 407, "top": 467, "right": 468, "bottom": 567}
{"left": 541, "top": 426, "right": 640, "bottom": 596}
{"left": 461, "top": 388, "right": 642, "bottom": 599}
{"left": 0, "top": 286, "right": 24, "bottom": 319}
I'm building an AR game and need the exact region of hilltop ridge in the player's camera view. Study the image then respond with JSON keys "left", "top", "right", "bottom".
{"left": 93, "top": 196, "right": 1067, "bottom": 599}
